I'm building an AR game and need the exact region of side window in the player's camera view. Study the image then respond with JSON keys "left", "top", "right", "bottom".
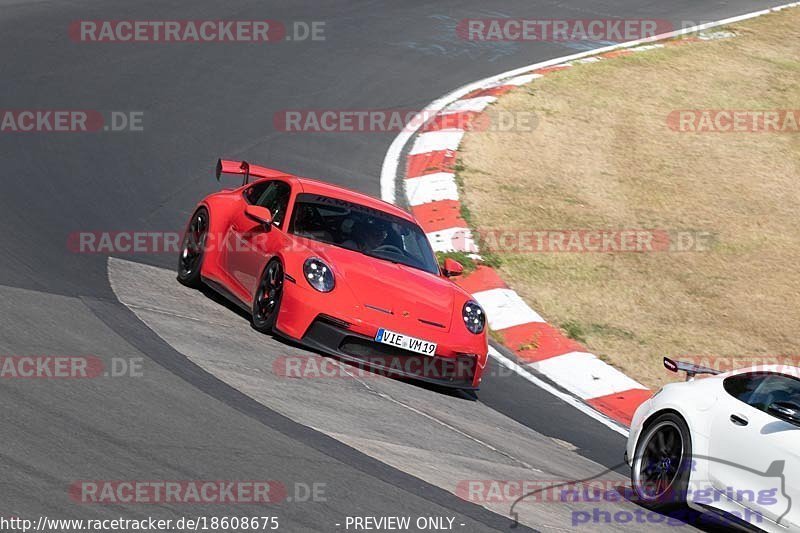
{"left": 723, "top": 374, "right": 764, "bottom": 404}
{"left": 255, "top": 181, "right": 291, "bottom": 228}
{"left": 724, "top": 373, "right": 800, "bottom": 416}
{"left": 245, "top": 181, "right": 271, "bottom": 205}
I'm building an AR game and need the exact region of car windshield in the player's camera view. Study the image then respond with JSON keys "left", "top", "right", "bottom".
{"left": 289, "top": 193, "right": 439, "bottom": 275}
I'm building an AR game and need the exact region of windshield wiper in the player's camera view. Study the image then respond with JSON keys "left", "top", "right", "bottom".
{"left": 363, "top": 250, "right": 402, "bottom": 265}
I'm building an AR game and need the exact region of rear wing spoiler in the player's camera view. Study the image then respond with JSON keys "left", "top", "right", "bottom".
{"left": 664, "top": 357, "right": 721, "bottom": 381}
{"left": 215, "top": 158, "right": 290, "bottom": 186}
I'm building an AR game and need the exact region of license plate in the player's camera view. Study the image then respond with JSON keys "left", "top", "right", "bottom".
{"left": 375, "top": 328, "right": 437, "bottom": 356}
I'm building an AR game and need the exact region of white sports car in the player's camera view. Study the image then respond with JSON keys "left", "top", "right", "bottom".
{"left": 626, "top": 358, "right": 800, "bottom": 532}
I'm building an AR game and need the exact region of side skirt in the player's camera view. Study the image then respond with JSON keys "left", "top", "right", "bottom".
{"left": 202, "top": 276, "right": 251, "bottom": 314}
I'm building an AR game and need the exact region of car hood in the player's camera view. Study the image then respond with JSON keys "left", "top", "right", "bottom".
{"left": 300, "top": 239, "right": 457, "bottom": 332}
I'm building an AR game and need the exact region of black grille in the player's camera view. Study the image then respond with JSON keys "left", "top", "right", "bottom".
{"left": 317, "top": 314, "right": 350, "bottom": 329}
{"left": 300, "top": 317, "right": 478, "bottom": 388}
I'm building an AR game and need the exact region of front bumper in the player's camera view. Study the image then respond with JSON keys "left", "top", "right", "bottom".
{"left": 286, "top": 316, "right": 482, "bottom": 390}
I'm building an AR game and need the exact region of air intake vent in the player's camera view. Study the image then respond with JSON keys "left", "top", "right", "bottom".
{"left": 317, "top": 314, "right": 350, "bottom": 329}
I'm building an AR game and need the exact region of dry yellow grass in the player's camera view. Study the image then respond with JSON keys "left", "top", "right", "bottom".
{"left": 458, "top": 9, "right": 800, "bottom": 389}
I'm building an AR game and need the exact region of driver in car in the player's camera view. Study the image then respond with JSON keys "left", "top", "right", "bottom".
{"left": 361, "top": 218, "right": 389, "bottom": 252}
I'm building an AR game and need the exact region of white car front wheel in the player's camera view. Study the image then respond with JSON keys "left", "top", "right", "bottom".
{"left": 631, "top": 412, "right": 692, "bottom": 509}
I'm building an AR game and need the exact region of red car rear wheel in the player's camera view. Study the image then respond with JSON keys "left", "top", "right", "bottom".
{"left": 177, "top": 207, "right": 209, "bottom": 288}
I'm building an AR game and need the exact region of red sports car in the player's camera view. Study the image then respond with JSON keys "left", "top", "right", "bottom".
{"left": 177, "top": 159, "right": 488, "bottom": 390}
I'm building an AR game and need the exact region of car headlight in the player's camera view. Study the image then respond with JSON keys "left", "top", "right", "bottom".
{"left": 462, "top": 300, "right": 486, "bottom": 334}
{"left": 303, "top": 257, "right": 334, "bottom": 292}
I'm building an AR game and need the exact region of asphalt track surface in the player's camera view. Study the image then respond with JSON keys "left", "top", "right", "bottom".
{"left": 0, "top": 0, "right": 790, "bottom": 531}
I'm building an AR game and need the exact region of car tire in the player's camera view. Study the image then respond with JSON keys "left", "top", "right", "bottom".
{"left": 177, "top": 207, "right": 209, "bottom": 288}
{"left": 252, "top": 258, "right": 284, "bottom": 333}
{"left": 631, "top": 412, "right": 692, "bottom": 510}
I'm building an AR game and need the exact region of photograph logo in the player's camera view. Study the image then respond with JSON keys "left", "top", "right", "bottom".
{"left": 502, "top": 456, "right": 792, "bottom": 529}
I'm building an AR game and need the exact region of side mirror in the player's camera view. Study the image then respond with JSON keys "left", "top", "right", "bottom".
{"left": 768, "top": 401, "right": 800, "bottom": 427}
{"left": 442, "top": 258, "right": 464, "bottom": 277}
{"left": 245, "top": 205, "right": 273, "bottom": 230}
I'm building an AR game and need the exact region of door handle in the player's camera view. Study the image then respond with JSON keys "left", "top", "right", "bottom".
{"left": 730, "top": 414, "right": 749, "bottom": 426}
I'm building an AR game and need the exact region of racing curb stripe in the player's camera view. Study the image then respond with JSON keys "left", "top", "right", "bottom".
{"left": 528, "top": 352, "right": 646, "bottom": 400}
{"left": 453, "top": 265, "right": 505, "bottom": 294}
{"left": 499, "top": 322, "right": 585, "bottom": 363}
{"left": 406, "top": 150, "right": 457, "bottom": 179}
{"left": 586, "top": 389, "right": 656, "bottom": 427}
{"left": 410, "top": 200, "right": 467, "bottom": 233}
{"left": 421, "top": 112, "right": 483, "bottom": 133}
{"left": 600, "top": 50, "right": 634, "bottom": 59}
{"left": 409, "top": 131, "right": 464, "bottom": 155}
{"left": 405, "top": 173, "right": 460, "bottom": 206}
{"left": 426, "top": 227, "right": 476, "bottom": 254}
{"left": 472, "top": 288, "right": 545, "bottom": 330}
{"left": 384, "top": 1, "right": 800, "bottom": 429}
{"left": 442, "top": 96, "right": 497, "bottom": 115}
{"left": 532, "top": 64, "right": 571, "bottom": 74}
{"left": 462, "top": 86, "right": 515, "bottom": 99}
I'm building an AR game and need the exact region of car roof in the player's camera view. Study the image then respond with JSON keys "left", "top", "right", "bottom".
{"left": 721, "top": 364, "right": 800, "bottom": 379}
{"left": 230, "top": 160, "right": 416, "bottom": 223}
{"left": 293, "top": 176, "right": 416, "bottom": 223}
